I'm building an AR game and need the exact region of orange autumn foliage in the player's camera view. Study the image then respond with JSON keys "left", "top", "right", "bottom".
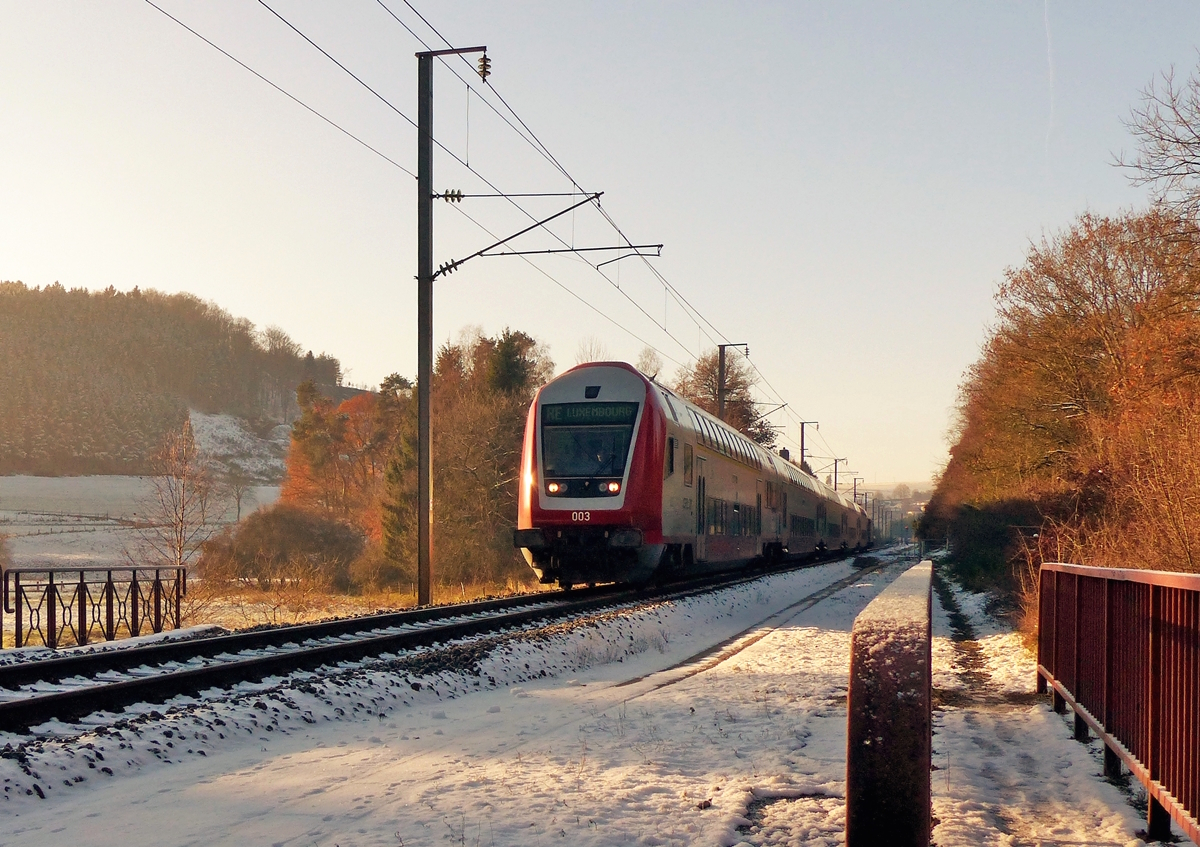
{"left": 924, "top": 210, "right": 1200, "bottom": 588}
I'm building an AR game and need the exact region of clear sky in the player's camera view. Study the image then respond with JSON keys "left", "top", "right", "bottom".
{"left": 2, "top": 2, "right": 1197, "bottom": 486}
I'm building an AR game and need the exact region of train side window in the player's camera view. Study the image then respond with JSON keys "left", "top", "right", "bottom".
{"left": 683, "top": 443, "right": 694, "bottom": 486}
{"left": 665, "top": 436, "right": 676, "bottom": 478}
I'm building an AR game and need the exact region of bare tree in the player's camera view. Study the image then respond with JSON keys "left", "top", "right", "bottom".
{"left": 575, "top": 335, "right": 609, "bottom": 365}
{"left": 220, "top": 462, "right": 257, "bottom": 522}
{"left": 673, "top": 348, "right": 778, "bottom": 448}
{"left": 1122, "top": 64, "right": 1200, "bottom": 220}
{"left": 133, "top": 420, "right": 220, "bottom": 570}
{"left": 635, "top": 346, "right": 664, "bottom": 378}
{"left": 260, "top": 325, "right": 303, "bottom": 358}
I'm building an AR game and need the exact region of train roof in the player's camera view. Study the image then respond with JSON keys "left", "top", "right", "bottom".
{"left": 554, "top": 363, "right": 867, "bottom": 518}
{"left": 641, "top": 371, "right": 866, "bottom": 516}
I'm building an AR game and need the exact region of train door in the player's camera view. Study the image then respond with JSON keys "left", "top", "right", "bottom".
{"left": 695, "top": 458, "right": 707, "bottom": 561}
{"left": 756, "top": 479, "right": 764, "bottom": 540}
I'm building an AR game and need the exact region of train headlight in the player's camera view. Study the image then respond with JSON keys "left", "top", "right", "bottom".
{"left": 606, "top": 481, "right": 621, "bottom": 494}
{"left": 547, "top": 482, "right": 561, "bottom": 494}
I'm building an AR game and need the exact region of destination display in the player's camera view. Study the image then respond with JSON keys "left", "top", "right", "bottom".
{"left": 542, "top": 402, "right": 638, "bottom": 426}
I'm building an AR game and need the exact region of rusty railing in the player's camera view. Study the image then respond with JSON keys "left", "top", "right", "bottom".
{"left": 1038, "top": 562, "right": 1200, "bottom": 842}
{"left": 1, "top": 567, "right": 186, "bottom": 649}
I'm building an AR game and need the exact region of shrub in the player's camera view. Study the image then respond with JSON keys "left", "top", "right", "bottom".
{"left": 201, "top": 503, "right": 364, "bottom": 592}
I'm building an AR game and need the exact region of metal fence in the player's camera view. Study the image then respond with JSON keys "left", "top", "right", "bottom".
{"left": 1038, "top": 562, "right": 1200, "bottom": 843}
{"left": 2, "top": 567, "right": 186, "bottom": 649}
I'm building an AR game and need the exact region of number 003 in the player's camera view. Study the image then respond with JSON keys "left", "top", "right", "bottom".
{"left": 571, "top": 511, "right": 591, "bottom": 522}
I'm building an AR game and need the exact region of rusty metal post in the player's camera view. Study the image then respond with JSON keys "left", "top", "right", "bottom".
{"left": 105, "top": 571, "right": 115, "bottom": 640}
{"left": 47, "top": 572, "right": 57, "bottom": 649}
{"left": 131, "top": 570, "right": 140, "bottom": 636}
{"left": 1104, "top": 578, "right": 1113, "bottom": 727}
{"left": 174, "top": 569, "right": 183, "bottom": 629}
{"left": 1074, "top": 713, "right": 1089, "bottom": 742}
{"left": 1147, "top": 584, "right": 1172, "bottom": 841}
{"left": 1037, "top": 567, "right": 1049, "bottom": 693}
{"left": 1080, "top": 571, "right": 1089, "bottom": 700}
{"left": 1104, "top": 745, "right": 1122, "bottom": 779}
{"left": 153, "top": 570, "right": 163, "bottom": 633}
{"left": 1053, "top": 689, "right": 1067, "bottom": 714}
{"left": 77, "top": 571, "right": 87, "bottom": 646}
{"left": 1149, "top": 796, "right": 1173, "bottom": 841}
{"left": 15, "top": 572, "right": 23, "bottom": 648}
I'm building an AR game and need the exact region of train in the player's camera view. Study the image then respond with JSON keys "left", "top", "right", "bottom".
{"left": 513, "top": 361, "right": 871, "bottom": 588}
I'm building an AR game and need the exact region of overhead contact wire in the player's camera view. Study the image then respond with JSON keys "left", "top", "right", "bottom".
{"left": 392, "top": 1, "right": 846, "bottom": 465}
{"left": 142, "top": 0, "right": 681, "bottom": 373}
{"left": 143, "top": 0, "right": 415, "bottom": 178}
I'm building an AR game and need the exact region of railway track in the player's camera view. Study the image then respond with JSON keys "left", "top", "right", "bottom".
{"left": 0, "top": 550, "right": 877, "bottom": 734}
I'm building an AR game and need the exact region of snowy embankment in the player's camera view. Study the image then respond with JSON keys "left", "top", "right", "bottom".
{"left": 1, "top": 549, "right": 1178, "bottom": 847}
{"left": 1, "top": 553, "right": 913, "bottom": 846}
{"left": 187, "top": 409, "right": 291, "bottom": 482}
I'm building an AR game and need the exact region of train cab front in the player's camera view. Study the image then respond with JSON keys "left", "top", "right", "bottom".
{"left": 513, "top": 363, "right": 665, "bottom": 588}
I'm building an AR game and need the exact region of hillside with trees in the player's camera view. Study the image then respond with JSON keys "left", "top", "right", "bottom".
{"left": 202, "top": 327, "right": 553, "bottom": 595}
{"left": 0, "top": 281, "right": 341, "bottom": 476}
{"left": 922, "top": 59, "right": 1200, "bottom": 606}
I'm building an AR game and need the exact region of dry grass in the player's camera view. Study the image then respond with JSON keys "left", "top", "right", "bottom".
{"left": 181, "top": 575, "right": 545, "bottom": 631}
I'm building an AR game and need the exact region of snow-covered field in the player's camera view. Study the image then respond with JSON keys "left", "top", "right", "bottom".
{"left": 0, "top": 474, "right": 280, "bottom": 571}
{"left": 0, "top": 549, "right": 1187, "bottom": 846}
{"left": 0, "top": 475, "right": 281, "bottom": 642}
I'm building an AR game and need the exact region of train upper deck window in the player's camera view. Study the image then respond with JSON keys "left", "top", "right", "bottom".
{"left": 541, "top": 402, "right": 639, "bottom": 480}
{"left": 662, "top": 392, "right": 679, "bottom": 422}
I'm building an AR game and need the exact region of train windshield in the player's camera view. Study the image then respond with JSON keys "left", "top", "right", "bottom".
{"left": 541, "top": 402, "right": 639, "bottom": 477}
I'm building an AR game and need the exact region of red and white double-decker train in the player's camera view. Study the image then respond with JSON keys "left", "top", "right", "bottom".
{"left": 514, "top": 362, "right": 871, "bottom": 588}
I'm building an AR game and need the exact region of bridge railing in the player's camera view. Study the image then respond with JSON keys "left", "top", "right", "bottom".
{"left": 1039, "top": 562, "right": 1200, "bottom": 843}
{"left": 1, "top": 567, "right": 186, "bottom": 649}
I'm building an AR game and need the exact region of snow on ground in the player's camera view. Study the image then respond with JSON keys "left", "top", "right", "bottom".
{"left": 0, "top": 475, "right": 280, "bottom": 570}
{"left": 0, "top": 475, "right": 280, "bottom": 644}
{"left": 0, "top": 548, "right": 1183, "bottom": 846}
{"left": 0, "top": 553, "right": 912, "bottom": 846}
{"left": 188, "top": 410, "right": 291, "bottom": 482}
{"left": 931, "top": 575, "right": 1196, "bottom": 847}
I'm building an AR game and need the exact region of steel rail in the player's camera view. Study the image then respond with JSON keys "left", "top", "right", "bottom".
{"left": 0, "top": 549, "right": 880, "bottom": 734}
{"left": 0, "top": 585, "right": 618, "bottom": 689}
